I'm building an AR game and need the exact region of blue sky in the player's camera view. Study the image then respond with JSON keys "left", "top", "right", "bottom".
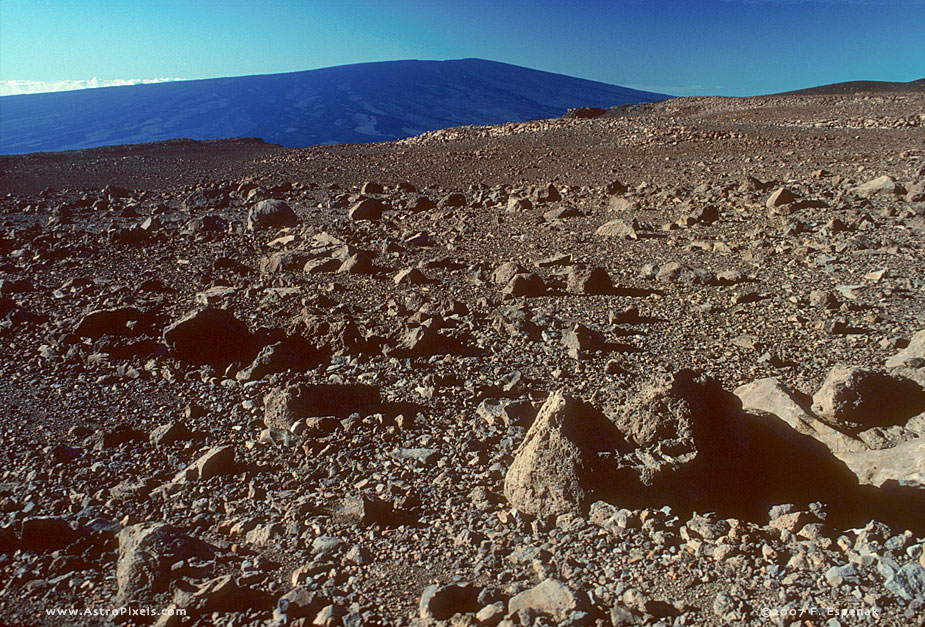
{"left": 1, "top": 0, "right": 923, "bottom": 96}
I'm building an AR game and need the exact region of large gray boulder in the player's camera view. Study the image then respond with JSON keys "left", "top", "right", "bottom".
{"left": 609, "top": 370, "right": 751, "bottom": 505}
{"left": 811, "top": 365, "right": 925, "bottom": 433}
{"left": 886, "top": 329, "right": 925, "bottom": 368}
{"left": 735, "top": 377, "right": 865, "bottom": 454}
{"left": 503, "top": 392, "right": 624, "bottom": 516}
{"left": 247, "top": 199, "right": 298, "bottom": 231}
{"left": 116, "top": 523, "right": 214, "bottom": 603}
{"left": 163, "top": 308, "right": 257, "bottom": 369}
{"left": 508, "top": 579, "right": 590, "bottom": 622}
{"left": 264, "top": 382, "right": 380, "bottom": 430}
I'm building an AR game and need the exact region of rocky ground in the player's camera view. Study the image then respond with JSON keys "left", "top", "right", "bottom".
{"left": 0, "top": 89, "right": 923, "bottom": 626}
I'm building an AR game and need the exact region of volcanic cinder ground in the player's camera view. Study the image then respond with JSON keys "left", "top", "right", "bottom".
{"left": 0, "top": 89, "right": 924, "bottom": 627}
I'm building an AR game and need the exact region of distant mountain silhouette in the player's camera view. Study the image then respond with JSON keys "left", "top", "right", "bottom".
{"left": 770, "top": 78, "right": 925, "bottom": 96}
{"left": 0, "top": 58, "right": 669, "bottom": 155}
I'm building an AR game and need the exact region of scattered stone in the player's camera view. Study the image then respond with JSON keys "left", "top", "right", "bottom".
{"left": 811, "top": 365, "right": 925, "bottom": 432}
{"left": 885, "top": 563, "right": 925, "bottom": 601}
{"left": 264, "top": 383, "right": 380, "bottom": 429}
{"left": 767, "top": 187, "right": 796, "bottom": 208}
{"left": 825, "top": 563, "right": 861, "bottom": 587}
{"left": 596, "top": 218, "right": 638, "bottom": 239}
{"left": 247, "top": 199, "right": 298, "bottom": 231}
{"left": 419, "top": 583, "right": 480, "bottom": 621}
{"left": 562, "top": 324, "right": 606, "bottom": 357}
{"left": 508, "top": 579, "right": 590, "bottom": 622}
{"left": 852, "top": 175, "right": 903, "bottom": 197}
{"left": 502, "top": 273, "right": 546, "bottom": 297}
{"left": 349, "top": 198, "right": 387, "bottom": 220}
{"left": 393, "top": 268, "right": 428, "bottom": 285}
{"left": 20, "top": 517, "right": 79, "bottom": 551}
{"left": 507, "top": 196, "right": 533, "bottom": 212}
{"left": 150, "top": 420, "right": 194, "bottom": 446}
{"left": 191, "top": 445, "right": 238, "bottom": 480}
{"left": 116, "top": 523, "right": 213, "bottom": 602}
{"left": 504, "top": 392, "right": 624, "bottom": 516}
{"left": 336, "top": 494, "right": 394, "bottom": 526}
{"left": 566, "top": 266, "right": 613, "bottom": 295}
{"left": 74, "top": 307, "right": 143, "bottom": 339}
{"left": 163, "top": 308, "right": 257, "bottom": 369}
{"left": 886, "top": 329, "right": 925, "bottom": 368}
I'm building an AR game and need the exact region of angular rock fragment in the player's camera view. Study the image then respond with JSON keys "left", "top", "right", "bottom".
{"left": 566, "top": 266, "right": 613, "bottom": 295}
{"left": 393, "top": 268, "right": 428, "bottom": 285}
{"left": 20, "top": 517, "right": 80, "bottom": 552}
{"left": 607, "top": 196, "right": 637, "bottom": 212}
{"left": 183, "top": 189, "right": 229, "bottom": 212}
{"left": 419, "top": 583, "right": 480, "bottom": 621}
{"left": 508, "top": 579, "right": 590, "bottom": 622}
{"left": 349, "top": 198, "right": 387, "bottom": 220}
{"left": 811, "top": 365, "right": 925, "bottom": 433}
{"left": 149, "top": 420, "right": 194, "bottom": 446}
{"left": 438, "top": 192, "right": 467, "bottom": 208}
{"left": 886, "top": 329, "right": 925, "bottom": 368}
{"left": 504, "top": 392, "right": 625, "bottom": 516}
{"left": 277, "top": 586, "right": 327, "bottom": 619}
{"left": 766, "top": 187, "right": 796, "bottom": 208}
{"left": 193, "top": 445, "right": 238, "bottom": 480}
{"left": 562, "top": 324, "right": 606, "bottom": 356}
{"left": 491, "top": 261, "right": 527, "bottom": 286}
{"left": 163, "top": 308, "right": 257, "bottom": 369}
{"left": 74, "top": 307, "right": 143, "bottom": 339}
{"left": 477, "top": 398, "right": 535, "bottom": 428}
{"left": 502, "top": 272, "right": 545, "bottom": 297}
{"left": 264, "top": 382, "right": 380, "bottom": 430}
{"left": 247, "top": 199, "right": 298, "bottom": 231}
{"left": 116, "top": 522, "right": 214, "bottom": 603}
{"left": 506, "top": 196, "right": 533, "bottom": 212}
{"left": 852, "top": 175, "right": 903, "bottom": 197}
{"left": 261, "top": 250, "right": 320, "bottom": 274}
{"left": 543, "top": 206, "right": 580, "bottom": 221}
{"left": 338, "top": 251, "right": 377, "bottom": 274}
{"left": 596, "top": 218, "right": 638, "bottom": 238}
{"left": 336, "top": 494, "right": 394, "bottom": 526}
{"left": 236, "top": 339, "right": 319, "bottom": 382}
{"left": 734, "top": 378, "right": 864, "bottom": 454}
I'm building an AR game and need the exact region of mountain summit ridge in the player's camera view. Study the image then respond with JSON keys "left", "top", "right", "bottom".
{"left": 0, "top": 58, "right": 669, "bottom": 154}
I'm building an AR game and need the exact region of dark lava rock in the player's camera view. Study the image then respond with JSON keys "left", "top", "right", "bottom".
{"left": 74, "top": 307, "right": 143, "bottom": 339}
{"left": 567, "top": 266, "right": 613, "bottom": 295}
{"left": 248, "top": 199, "right": 299, "bottom": 231}
{"left": 163, "top": 308, "right": 257, "bottom": 369}
{"left": 349, "top": 198, "right": 387, "bottom": 221}
{"left": 419, "top": 583, "right": 481, "bottom": 621}
{"left": 116, "top": 522, "right": 214, "bottom": 603}
{"left": 20, "top": 517, "right": 80, "bottom": 552}
{"left": 264, "top": 382, "right": 380, "bottom": 429}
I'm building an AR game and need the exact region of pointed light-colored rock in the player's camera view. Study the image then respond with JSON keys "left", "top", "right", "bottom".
{"left": 503, "top": 392, "right": 619, "bottom": 516}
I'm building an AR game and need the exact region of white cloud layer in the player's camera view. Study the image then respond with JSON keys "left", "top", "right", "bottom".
{"left": 0, "top": 77, "right": 189, "bottom": 96}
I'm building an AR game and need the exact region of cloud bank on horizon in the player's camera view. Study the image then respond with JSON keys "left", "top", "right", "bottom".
{"left": 0, "top": 77, "right": 188, "bottom": 96}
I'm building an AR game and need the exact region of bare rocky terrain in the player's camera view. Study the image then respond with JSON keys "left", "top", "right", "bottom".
{"left": 0, "top": 89, "right": 923, "bottom": 626}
